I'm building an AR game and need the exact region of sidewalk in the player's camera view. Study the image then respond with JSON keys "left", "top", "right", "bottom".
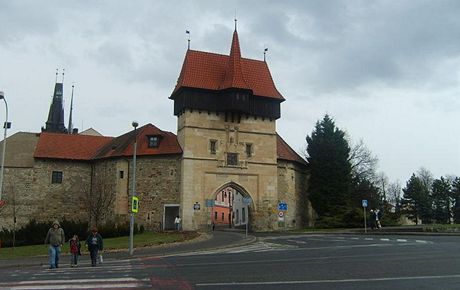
{"left": 0, "top": 230, "right": 256, "bottom": 269}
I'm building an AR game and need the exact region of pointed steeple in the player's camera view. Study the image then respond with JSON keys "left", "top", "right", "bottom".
{"left": 42, "top": 72, "right": 67, "bottom": 133}
{"left": 219, "top": 26, "right": 250, "bottom": 90}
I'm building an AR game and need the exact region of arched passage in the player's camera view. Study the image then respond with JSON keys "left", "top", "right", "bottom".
{"left": 210, "top": 182, "right": 254, "bottom": 230}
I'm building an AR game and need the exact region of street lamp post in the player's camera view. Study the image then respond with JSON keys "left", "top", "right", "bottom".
{"left": 129, "top": 121, "right": 138, "bottom": 256}
{"left": 0, "top": 91, "right": 9, "bottom": 201}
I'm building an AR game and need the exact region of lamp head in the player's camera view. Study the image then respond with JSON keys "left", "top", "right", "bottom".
{"left": 132, "top": 121, "right": 138, "bottom": 129}
{"left": 0, "top": 91, "right": 4, "bottom": 99}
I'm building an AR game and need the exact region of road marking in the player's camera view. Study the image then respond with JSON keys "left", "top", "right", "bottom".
{"left": 0, "top": 278, "right": 151, "bottom": 289}
{"left": 396, "top": 239, "right": 407, "bottom": 242}
{"left": 380, "top": 238, "right": 390, "bottom": 241}
{"left": 416, "top": 240, "right": 428, "bottom": 243}
{"left": 287, "top": 239, "right": 307, "bottom": 244}
{"left": 196, "top": 274, "right": 460, "bottom": 287}
{"left": 364, "top": 238, "right": 373, "bottom": 240}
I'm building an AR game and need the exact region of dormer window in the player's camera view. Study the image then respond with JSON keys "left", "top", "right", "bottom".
{"left": 147, "top": 135, "right": 160, "bottom": 148}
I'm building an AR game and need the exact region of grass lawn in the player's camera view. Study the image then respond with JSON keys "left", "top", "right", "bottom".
{"left": 0, "top": 231, "right": 200, "bottom": 259}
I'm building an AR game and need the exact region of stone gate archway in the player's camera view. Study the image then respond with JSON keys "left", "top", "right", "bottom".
{"left": 210, "top": 182, "right": 254, "bottom": 230}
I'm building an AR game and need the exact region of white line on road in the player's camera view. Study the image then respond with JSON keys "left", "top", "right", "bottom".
{"left": 380, "top": 238, "right": 390, "bottom": 241}
{"left": 196, "top": 274, "right": 460, "bottom": 287}
{"left": 396, "top": 239, "right": 408, "bottom": 242}
{"left": 364, "top": 238, "right": 374, "bottom": 240}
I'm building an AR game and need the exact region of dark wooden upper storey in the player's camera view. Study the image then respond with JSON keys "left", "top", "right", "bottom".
{"left": 170, "top": 30, "right": 284, "bottom": 120}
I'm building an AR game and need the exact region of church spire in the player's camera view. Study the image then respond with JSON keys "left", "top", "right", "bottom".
{"left": 219, "top": 22, "right": 250, "bottom": 90}
{"left": 42, "top": 70, "right": 67, "bottom": 133}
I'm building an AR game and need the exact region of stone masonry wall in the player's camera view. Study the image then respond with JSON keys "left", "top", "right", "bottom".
{"left": 0, "top": 159, "right": 91, "bottom": 229}
{"left": 277, "top": 160, "right": 312, "bottom": 229}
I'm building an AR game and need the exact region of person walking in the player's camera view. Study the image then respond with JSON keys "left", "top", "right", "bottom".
{"left": 375, "top": 209, "right": 382, "bottom": 229}
{"left": 86, "top": 227, "right": 103, "bottom": 267}
{"left": 69, "top": 234, "right": 81, "bottom": 267}
{"left": 174, "top": 215, "right": 181, "bottom": 231}
{"left": 44, "top": 220, "right": 65, "bottom": 269}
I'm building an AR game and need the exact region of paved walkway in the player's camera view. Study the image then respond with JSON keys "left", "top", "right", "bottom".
{"left": 0, "top": 230, "right": 255, "bottom": 269}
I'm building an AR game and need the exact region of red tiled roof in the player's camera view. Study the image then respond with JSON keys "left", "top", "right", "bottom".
{"left": 93, "top": 124, "right": 182, "bottom": 159}
{"left": 34, "top": 124, "right": 182, "bottom": 161}
{"left": 172, "top": 32, "right": 284, "bottom": 100}
{"left": 34, "top": 133, "right": 113, "bottom": 160}
{"left": 277, "top": 134, "right": 307, "bottom": 166}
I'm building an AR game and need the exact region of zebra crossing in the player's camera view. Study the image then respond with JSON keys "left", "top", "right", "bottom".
{"left": 0, "top": 258, "right": 151, "bottom": 289}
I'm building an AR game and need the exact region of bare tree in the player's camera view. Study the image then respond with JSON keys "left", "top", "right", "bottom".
{"left": 348, "top": 139, "right": 379, "bottom": 181}
{"left": 84, "top": 171, "right": 116, "bottom": 227}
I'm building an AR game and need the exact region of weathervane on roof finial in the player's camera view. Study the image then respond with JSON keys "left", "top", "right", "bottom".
{"left": 234, "top": 18, "right": 237, "bottom": 31}
{"left": 264, "top": 47, "right": 268, "bottom": 62}
{"left": 55, "top": 69, "right": 58, "bottom": 83}
{"left": 62, "top": 68, "right": 65, "bottom": 83}
{"left": 186, "top": 30, "right": 191, "bottom": 50}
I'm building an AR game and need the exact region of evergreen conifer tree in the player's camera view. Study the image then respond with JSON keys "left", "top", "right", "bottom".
{"left": 306, "top": 115, "right": 352, "bottom": 224}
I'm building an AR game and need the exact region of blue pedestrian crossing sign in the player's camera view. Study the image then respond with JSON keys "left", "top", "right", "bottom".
{"left": 362, "top": 199, "right": 368, "bottom": 208}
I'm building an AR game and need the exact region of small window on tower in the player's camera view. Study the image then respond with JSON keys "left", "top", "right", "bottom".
{"left": 210, "top": 140, "right": 217, "bottom": 154}
{"left": 148, "top": 136, "right": 160, "bottom": 148}
{"left": 246, "top": 143, "right": 253, "bottom": 157}
{"left": 227, "top": 153, "right": 238, "bottom": 166}
{"left": 51, "top": 171, "right": 63, "bottom": 184}
{"left": 119, "top": 171, "right": 124, "bottom": 179}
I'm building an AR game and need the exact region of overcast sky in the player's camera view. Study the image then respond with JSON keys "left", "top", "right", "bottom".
{"left": 0, "top": 0, "right": 459, "bottom": 184}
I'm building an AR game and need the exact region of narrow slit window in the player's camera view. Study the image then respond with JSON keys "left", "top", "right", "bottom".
{"left": 210, "top": 140, "right": 217, "bottom": 154}
{"left": 246, "top": 143, "right": 253, "bottom": 157}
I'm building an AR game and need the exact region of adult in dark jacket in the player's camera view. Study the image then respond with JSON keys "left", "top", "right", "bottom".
{"left": 85, "top": 226, "right": 103, "bottom": 267}
{"left": 44, "top": 220, "right": 65, "bottom": 269}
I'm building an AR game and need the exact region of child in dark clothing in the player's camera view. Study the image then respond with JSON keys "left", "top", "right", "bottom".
{"left": 69, "top": 234, "right": 81, "bottom": 267}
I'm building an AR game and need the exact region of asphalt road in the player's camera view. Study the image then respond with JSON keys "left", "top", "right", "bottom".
{"left": 1, "top": 233, "right": 460, "bottom": 289}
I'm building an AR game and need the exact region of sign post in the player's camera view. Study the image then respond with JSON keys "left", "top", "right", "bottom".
{"left": 362, "top": 199, "right": 368, "bottom": 233}
{"left": 243, "top": 197, "right": 252, "bottom": 238}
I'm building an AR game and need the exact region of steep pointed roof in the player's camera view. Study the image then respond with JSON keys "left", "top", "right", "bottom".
{"left": 171, "top": 31, "right": 284, "bottom": 100}
{"left": 219, "top": 30, "right": 250, "bottom": 90}
{"left": 43, "top": 83, "right": 67, "bottom": 133}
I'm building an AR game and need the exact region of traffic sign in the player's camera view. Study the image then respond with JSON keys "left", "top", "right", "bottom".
{"left": 278, "top": 211, "right": 284, "bottom": 217}
{"left": 193, "top": 202, "right": 201, "bottom": 210}
{"left": 205, "top": 199, "right": 215, "bottom": 207}
{"left": 278, "top": 202, "right": 288, "bottom": 211}
{"left": 131, "top": 196, "right": 139, "bottom": 213}
{"left": 362, "top": 199, "right": 368, "bottom": 208}
{"left": 243, "top": 197, "right": 252, "bottom": 205}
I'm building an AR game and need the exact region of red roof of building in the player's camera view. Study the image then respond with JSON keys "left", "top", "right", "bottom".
{"left": 34, "top": 133, "right": 113, "bottom": 160}
{"left": 172, "top": 30, "right": 284, "bottom": 100}
{"left": 277, "top": 134, "right": 307, "bottom": 166}
{"left": 34, "top": 124, "right": 182, "bottom": 161}
{"left": 94, "top": 124, "right": 182, "bottom": 159}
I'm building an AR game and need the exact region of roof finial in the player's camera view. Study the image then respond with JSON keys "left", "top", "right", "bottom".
{"left": 55, "top": 69, "right": 58, "bottom": 83}
{"left": 186, "top": 30, "right": 190, "bottom": 50}
{"left": 234, "top": 18, "right": 237, "bottom": 31}
{"left": 62, "top": 68, "right": 65, "bottom": 83}
{"left": 264, "top": 47, "right": 268, "bottom": 62}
